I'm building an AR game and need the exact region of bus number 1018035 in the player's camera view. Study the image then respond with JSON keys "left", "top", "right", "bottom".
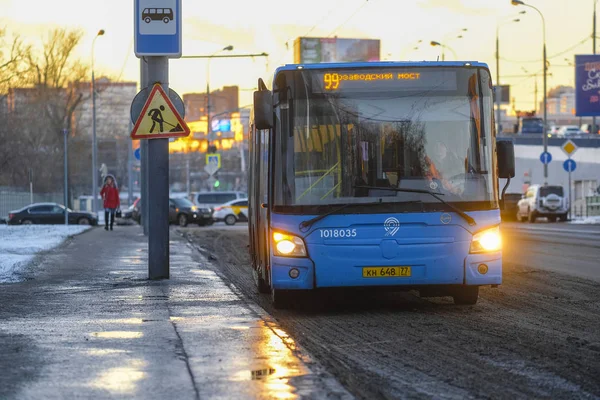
{"left": 320, "top": 229, "right": 358, "bottom": 238}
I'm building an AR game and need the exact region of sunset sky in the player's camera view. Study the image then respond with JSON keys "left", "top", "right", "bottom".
{"left": 0, "top": 0, "right": 593, "bottom": 113}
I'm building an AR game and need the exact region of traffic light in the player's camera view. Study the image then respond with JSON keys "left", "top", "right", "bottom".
{"left": 208, "top": 142, "right": 217, "bottom": 153}
{"left": 213, "top": 180, "right": 220, "bottom": 188}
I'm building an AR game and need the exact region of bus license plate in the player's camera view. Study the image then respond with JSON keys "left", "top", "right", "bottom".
{"left": 362, "top": 267, "right": 411, "bottom": 278}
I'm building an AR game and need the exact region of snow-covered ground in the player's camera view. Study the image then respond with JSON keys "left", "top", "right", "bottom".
{"left": 0, "top": 225, "right": 92, "bottom": 283}
{"left": 570, "top": 216, "right": 600, "bottom": 224}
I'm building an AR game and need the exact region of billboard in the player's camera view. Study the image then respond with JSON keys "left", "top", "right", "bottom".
{"left": 493, "top": 85, "right": 510, "bottom": 104}
{"left": 294, "top": 37, "right": 380, "bottom": 64}
{"left": 575, "top": 54, "right": 600, "bottom": 116}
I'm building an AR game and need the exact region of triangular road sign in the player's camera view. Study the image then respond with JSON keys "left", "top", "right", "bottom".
{"left": 131, "top": 83, "right": 190, "bottom": 140}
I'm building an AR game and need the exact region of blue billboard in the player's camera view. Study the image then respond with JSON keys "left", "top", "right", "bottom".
{"left": 575, "top": 54, "right": 600, "bottom": 116}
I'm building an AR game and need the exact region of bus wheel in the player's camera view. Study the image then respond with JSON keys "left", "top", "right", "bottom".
{"left": 272, "top": 289, "right": 294, "bottom": 309}
{"left": 253, "top": 269, "right": 270, "bottom": 294}
{"left": 453, "top": 286, "right": 479, "bottom": 305}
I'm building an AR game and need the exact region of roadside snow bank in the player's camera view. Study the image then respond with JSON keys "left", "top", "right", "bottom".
{"left": 570, "top": 216, "right": 600, "bottom": 225}
{"left": 0, "top": 225, "right": 91, "bottom": 283}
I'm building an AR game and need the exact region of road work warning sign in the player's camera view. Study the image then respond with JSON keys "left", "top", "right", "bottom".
{"left": 131, "top": 83, "right": 190, "bottom": 139}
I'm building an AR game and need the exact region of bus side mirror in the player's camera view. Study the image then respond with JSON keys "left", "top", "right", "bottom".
{"left": 253, "top": 90, "right": 273, "bottom": 130}
{"left": 497, "top": 140, "right": 515, "bottom": 179}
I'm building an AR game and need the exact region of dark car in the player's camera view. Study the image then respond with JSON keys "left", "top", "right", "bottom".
{"left": 122, "top": 198, "right": 139, "bottom": 220}
{"left": 501, "top": 193, "right": 522, "bottom": 221}
{"left": 132, "top": 198, "right": 142, "bottom": 223}
{"left": 7, "top": 203, "right": 98, "bottom": 226}
{"left": 169, "top": 197, "right": 213, "bottom": 227}
{"left": 132, "top": 198, "right": 213, "bottom": 227}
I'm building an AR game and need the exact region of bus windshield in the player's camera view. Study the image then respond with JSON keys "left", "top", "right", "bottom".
{"left": 272, "top": 66, "right": 498, "bottom": 213}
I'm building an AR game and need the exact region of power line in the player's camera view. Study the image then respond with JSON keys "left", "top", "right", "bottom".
{"left": 500, "top": 35, "right": 591, "bottom": 64}
{"left": 327, "top": 0, "right": 370, "bottom": 38}
{"left": 303, "top": 0, "right": 346, "bottom": 38}
{"left": 116, "top": 39, "right": 134, "bottom": 82}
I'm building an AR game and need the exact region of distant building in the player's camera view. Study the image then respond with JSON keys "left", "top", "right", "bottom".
{"left": 183, "top": 86, "right": 239, "bottom": 122}
{"left": 72, "top": 78, "right": 137, "bottom": 139}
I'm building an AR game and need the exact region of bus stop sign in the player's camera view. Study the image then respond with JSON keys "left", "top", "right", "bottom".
{"left": 134, "top": 0, "right": 182, "bottom": 57}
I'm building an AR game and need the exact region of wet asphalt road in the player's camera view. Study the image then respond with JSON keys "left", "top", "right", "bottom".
{"left": 182, "top": 222, "right": 600, "bottom": 400}
{"left": 501, "top": 222, "right": 600, "bottom": 282}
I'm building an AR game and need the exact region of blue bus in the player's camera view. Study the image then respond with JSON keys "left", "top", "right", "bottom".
{"left": 248, "top": 62, "right": 515, "bottom": 308}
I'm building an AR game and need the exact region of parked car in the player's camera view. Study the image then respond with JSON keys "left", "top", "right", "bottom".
{"left": 132, "top": 198, "right": 142, "bottom": 223}
{"left": 169, "top": 197, "right": 213, "bottom": 227}
{"left": 501, "top": 193, "right": 522, "bottom": 221}
{"left": 516, "top": 185, "right": 568, "bottom": 223}
{"left": 132, "top": 198, "right": 212, "bottom": 226}
{"left": 212, "top": 198, "right": 248, "bottom": 225}
{"left": 547, "top": 126, "right": 560, "bottom": 135}
{"left": 580, "top": 124, "right": 599, "bottom": 134}
{"left": 7, "top": 203, "right": 98, "bottom": 225}
{"left": 557, "top": 125, "right": 583, "bottom": 136}
{"left": 121, "top": 198, "right": 138, "bottom": 219}
{"left": 193, "top": 191, "right": 247, "bottom": 211}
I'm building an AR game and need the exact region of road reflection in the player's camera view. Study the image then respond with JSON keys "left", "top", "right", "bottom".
{"left": 89, "top": 359, "right": 147, "bottom": 394}
{"left": 242, "top": 320, "right": 308, "bottom": 399}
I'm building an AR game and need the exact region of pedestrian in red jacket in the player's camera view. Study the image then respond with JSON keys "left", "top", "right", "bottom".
{"left": 100, "top": 176, "right": 120, "bottom": 231}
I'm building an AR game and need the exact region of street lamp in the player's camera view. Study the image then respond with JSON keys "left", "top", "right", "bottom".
{"left": 91, "top": 29, "right": 104, "bottom": 214}
{"left": 206, "top": 45, "right": 233, "bottom": 142}
{"left": 593, "top": 0, "right": 598, "bottom": 135}
{"left": 496, "top": 14, "right": 523, "bottom": 134}
{"left": 512, "top": 0, "right": 548, "bottom": 184}
{"left": 430, "top": 41, "right": 457, "bottom": 61}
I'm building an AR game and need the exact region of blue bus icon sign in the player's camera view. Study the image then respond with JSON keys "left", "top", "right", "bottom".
{"left": 135, "top": 0, "right": 181, "bottom": 57}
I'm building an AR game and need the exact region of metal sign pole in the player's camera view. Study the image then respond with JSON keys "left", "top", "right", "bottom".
{"left": 127, "top": 120, "right": 134, "bottom": 207}
{"left": 63, "top": 128, "right": 69, "bottom": 225}
{"left": 29, "top": 169, "right": 33, "bottom": 204}
{"left": 568, "top": 157, "right": 572, "bottom": 220}
{"left": 140, "top": 59, "right": 149, "bottom": 236}
{"left": 147, "top": 56, "right": 170, "bottom": 280}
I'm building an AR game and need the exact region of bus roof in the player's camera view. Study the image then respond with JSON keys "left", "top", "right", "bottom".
{"left": 274, "top": 61, "right": 489, "bottom": 74}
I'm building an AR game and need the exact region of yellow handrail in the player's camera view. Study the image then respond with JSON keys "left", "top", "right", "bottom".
{"left": 296, "top": 162, "right": 339, "bottom": 201}
{"left": 321, "top": 183, "right": 340, "bottom": 200}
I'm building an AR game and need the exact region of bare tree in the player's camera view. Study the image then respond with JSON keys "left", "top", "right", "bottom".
{"left": 0, "top": 28, "right": 31, "bottom": 184}
{"left": 2, "top": 28, "right": 91, "bottom": 192}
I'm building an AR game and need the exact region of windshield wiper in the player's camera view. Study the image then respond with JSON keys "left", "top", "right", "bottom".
{"left": 299, "top": 201, "right": 421, "bottom": 232}
{"left": 352, "top": 186, "right": 476, "bottom": 226}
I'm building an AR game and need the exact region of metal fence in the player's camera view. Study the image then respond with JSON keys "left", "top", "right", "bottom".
{"left": 572, "top": 196, "right": 600, "bottom": 218}
{"left": 0, "top": 190, "right": 63, "bottom": 219}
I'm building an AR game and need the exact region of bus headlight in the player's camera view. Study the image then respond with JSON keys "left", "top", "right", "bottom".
{"left": 273, "top": 232, "right": 307, "bottom": 257}
{"left": 470, "top": 226, "right": 501, "bottom": 253}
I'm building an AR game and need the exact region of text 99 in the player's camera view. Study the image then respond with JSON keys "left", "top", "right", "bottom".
{"left": 323, "top": 73, "right": 340, "bottom": 90}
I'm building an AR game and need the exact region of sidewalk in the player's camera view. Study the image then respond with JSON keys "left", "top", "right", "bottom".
{"left": 0, "top": 225, "right": 351, "bottom": 399}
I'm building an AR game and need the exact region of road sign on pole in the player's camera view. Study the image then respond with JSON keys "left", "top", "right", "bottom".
{"left": 130, "top": 86, "right": 185, "bottom": 124}
{"left": 130, "top": 84, "right": 190, "bottom": 139}
{"left": 564, "top": 157, "right": 576, "bottom": 221}
{"left": 206, "top": 153, "right": 221, "bottom": 169}
{"left": 540, "top": 151, "right": 552, "bottom": 165}
{"left": 561, "top": 139, "right": 578, "bottom": 158}
{"left": 204, "top": 163, "right": 219, "bottom": 176}
{"left": 563, "top": 158, "right": 577, "bottom": 172}
{"left": 134, "top": 0, "right": 182, "bottom": 57}
{"left": 134, "top": 147, "right": 141, "bottom": 161}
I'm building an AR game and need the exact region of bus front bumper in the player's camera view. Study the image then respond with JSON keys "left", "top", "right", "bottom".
{"left": 270, "top": 252, "right": 502, "bottom": 290}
